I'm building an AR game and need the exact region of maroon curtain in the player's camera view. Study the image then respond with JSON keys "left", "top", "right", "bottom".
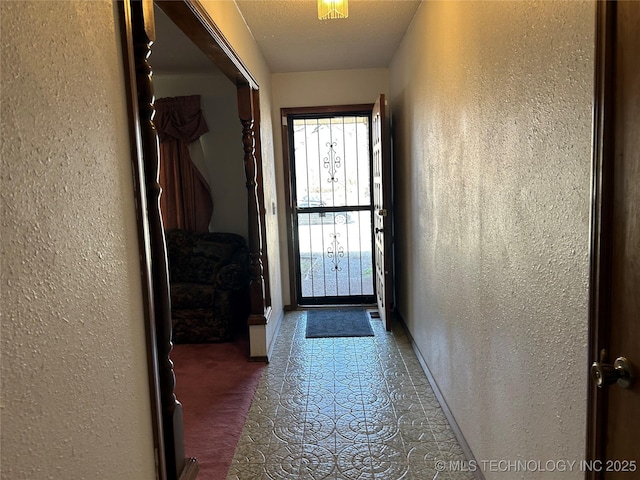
{"left": 155, "top": 95, "right": 213, "bottom": 233}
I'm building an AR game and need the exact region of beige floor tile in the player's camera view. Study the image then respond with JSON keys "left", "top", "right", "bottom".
{"left": 228, "top": 311, "right": 473, "bottom": 480}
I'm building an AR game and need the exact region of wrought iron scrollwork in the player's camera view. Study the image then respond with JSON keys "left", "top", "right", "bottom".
{"left": 323, "top": 141, "right": 341, "bottom": 183}
{"left": 326, "top": 232, "right": 345, "bottom": 271}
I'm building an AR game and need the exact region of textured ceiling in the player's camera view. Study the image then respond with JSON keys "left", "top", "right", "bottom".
{"left": 153, "top": 1, "right": 421, "bottom": 74}
{"left": 235, "top": 0, "right": 421, "bottom": 72}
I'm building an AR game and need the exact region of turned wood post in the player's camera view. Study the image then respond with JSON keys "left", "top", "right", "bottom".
{"left": 237, "top": 84, "right": 267, "bottom": 321}
{"left": 130, "top": 1, "right": 184, "bottom": 477}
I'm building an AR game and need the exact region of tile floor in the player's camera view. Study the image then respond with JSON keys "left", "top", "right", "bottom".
{"left": 228, "top": 310, "right": 475, "bottom": 480}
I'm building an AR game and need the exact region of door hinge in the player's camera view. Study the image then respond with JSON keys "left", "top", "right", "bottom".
{"left": 282, "top": 116, "right": 287, "bottom": 126}
{"left": 378, "top": 209, "right": 388, "bottom": 217}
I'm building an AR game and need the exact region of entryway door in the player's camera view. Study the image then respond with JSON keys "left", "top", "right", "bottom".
{"left": 587, "top": 2, "right": 639, "bottom": 477}
{"left": 283, "top": 96, "right": 392, "bottom": 328}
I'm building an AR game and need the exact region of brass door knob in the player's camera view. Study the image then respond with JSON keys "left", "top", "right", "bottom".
{"left": 591, "top": 356, "right": 634, "bottom": 389}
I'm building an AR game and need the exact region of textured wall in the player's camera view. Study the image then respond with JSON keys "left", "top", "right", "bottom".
{"left": 389, "top": 1, "right": 594, "bottom": 477}
{"left": 154, "top": 73, "right": 248, "bottom": 238}
{"left": 1, "top": 1, "right": 156, "bottom": 478}
{"left": 272, "top": 69, "right": 389, "bottom": 110}
{"left": 271, "top": 68, "right": 390, "bottom": 305}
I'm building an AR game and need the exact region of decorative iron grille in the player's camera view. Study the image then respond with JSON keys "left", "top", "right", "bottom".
{"left": 291, "top": 114, "right": 374, "bottom": 302}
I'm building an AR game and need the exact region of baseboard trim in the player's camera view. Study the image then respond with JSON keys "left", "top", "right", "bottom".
{"left": 265, "top": 308, "right": 285, "bottom": 362}
{"left": 396, "top": 313, "right": 486, "bottom": 480}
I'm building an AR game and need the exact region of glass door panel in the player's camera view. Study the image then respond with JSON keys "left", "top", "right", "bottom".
{"left": 291, "top": 114, "right": 374, "bottom": 304}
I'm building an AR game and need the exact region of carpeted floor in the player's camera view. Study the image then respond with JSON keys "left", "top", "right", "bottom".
{"left": 171, "top": 335, "right": 264, "bottom": 479}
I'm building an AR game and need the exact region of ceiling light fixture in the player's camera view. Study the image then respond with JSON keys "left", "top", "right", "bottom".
{"left": 318, "top": 0, "right": 348, "bottom": 20}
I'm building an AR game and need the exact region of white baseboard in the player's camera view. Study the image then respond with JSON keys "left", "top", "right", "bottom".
{"left": 396, "top": 312, "right": 486, "bottom": 480}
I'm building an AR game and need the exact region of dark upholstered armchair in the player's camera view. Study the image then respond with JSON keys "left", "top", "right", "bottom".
{"left": 165, "top": 229, "right": 250, "bottom": 343}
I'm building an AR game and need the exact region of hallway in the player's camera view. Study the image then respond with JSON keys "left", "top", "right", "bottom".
{"left": 228, "top": 311, "right": 475, "bottom": 479}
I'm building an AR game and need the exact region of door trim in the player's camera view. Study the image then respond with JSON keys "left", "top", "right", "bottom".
{"left": 281, "top": 104, "right": 374, "bottom": 308}
{"left": 586, "top": 1, "right": 616, "bottom": 477}
{"left": 372, "top": 94, "right": 393, "bottom": 331}
{"left": 117, "top": 2, "right": 166, "bottom": 478}
{"left": 155, "top": 1, "right": 258, "bottom": 90}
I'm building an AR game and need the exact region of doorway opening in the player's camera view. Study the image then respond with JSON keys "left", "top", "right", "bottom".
{"left": 285, "top": 107, "right": 376, "bottom": 306}
{"left": 119, "top": 0, "right": 272, "bottom": 478}
{"left": 282, "top": 98, "right": 393, "bottom": 328}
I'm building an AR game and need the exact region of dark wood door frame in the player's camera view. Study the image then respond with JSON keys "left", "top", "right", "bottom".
{"left": 586, "top": 2, "right": 614, "bottom": 474}
{"left": 118, "top": 1, "right": 271, "bottom": 478}
{"left": 585, "top": 1, "right": 640, "bottom": 477}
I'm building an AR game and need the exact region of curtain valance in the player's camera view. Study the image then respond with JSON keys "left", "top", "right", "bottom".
{"left": 156, "top": 95, "right": 213, "bottom": 233}
{"left": 155, "top": 95, "right": 209, "bottom": 144}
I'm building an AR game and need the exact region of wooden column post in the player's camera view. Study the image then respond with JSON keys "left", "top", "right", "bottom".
{"left": 237, "top": 84, "right": 267, "bottom": 323}
{"left": 130, "top": 1, "right": 185, "bottom": 478}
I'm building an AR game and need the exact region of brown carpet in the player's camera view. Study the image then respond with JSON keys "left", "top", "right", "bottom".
{"left": 171, "top": 335, "right": 264, "bottom": 479}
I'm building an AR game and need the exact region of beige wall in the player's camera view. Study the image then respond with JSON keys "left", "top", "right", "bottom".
{"left": 1, "top": 1, "right": 156, "bottom": 479}
{"left": 389, "top": 1, "right": 594, "bottom": 477}
{"left": 199, "top": 1, "right": 284, "bottom": 354}
{"left": 154, "top": 73, "right": 248, "bottom": 239}
{"left": 271, "top": 68, "right": 389, "bottom": 305}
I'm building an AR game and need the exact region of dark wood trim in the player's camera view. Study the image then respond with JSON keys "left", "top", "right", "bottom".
{"left": 396, "top": 313, "right": 485, "bottom": 480}
{"left": 298, "top": 296, "right": 376, "bottom": 306}
{"left": 155, "top": 0, "right": 258, "bottom": 89}
{"left": 123, "top": 0, "right": 273, "bottom": 477}
{"left": 281, "top": 104, "right": 374, "bottom": 117}
{"left": 126, "top": 1, "right": 187, "bottom": 478}
{"left": 252, "top": 90, "right": 272, "bottom": 308}
{"left": 238, "top": 84, "right": 269, "bottom": 325}
{"left": 280, "top": 113, "right": 298, "bottom": 308}
{"left": 586, "top": 2, "right": 616, "bottom": 478}
{"left": 248, "top": 313, "right": 269, "bottom": 326}
{"left": 117, "top": 2, "right": 166, "bottom": 479}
